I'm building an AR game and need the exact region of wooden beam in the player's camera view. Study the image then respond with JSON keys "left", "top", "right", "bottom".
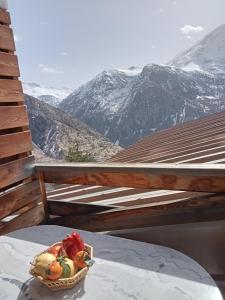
{"left": 0, "top": 106, "right": 29, "bottom": 130}
{"left": 37, "top": 171, "right": 49, "bottom": 219}
{"left": 35, "top": 162, "right": 225, "bottom": 193}
{"left": 0, "top": 131, "right": 32, "bottom": 159}
{"left": 0, "top": 180, "right": 40, "bottom": 220}
{"left": 49, "top": 193, "right": 225, "bottom": 232}
{"left": 0, "top": 156, "right": 35, "bottom": 189}
{"left": 0, "top": 25, "right": 15, "bottom": 51}
{"left": 48, "top": 200, "right": 119, "bottom": 217}
{"left": 0, "top": 9, "right": 11, "bottom": 25}
{"left": 0, "top": 53, "right": 20, "bottom": 77}
{"left": 0, "top": 80, "right": 23, "bottom": 102}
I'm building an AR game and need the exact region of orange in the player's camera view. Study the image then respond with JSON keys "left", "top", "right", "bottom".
{"left": 74, "top": 251, "right": 90, "bottom": 269}
{"left": 46, "top": 261, "right": 63, "bottom": 280}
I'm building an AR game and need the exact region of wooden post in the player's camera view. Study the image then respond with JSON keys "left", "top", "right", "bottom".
{"left": 37, "top": 171, "right": 49, "bottom": 220}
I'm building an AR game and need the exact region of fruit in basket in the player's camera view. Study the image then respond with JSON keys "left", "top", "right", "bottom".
{"left": 46, "top": 261, "right": 63, "bottom": 280}
{"left": 74, "top": 250, "right": 94, "bottom": 269}
{"left": 32, "top": 253, "right": 56, "bottom": 279}
{"left": 63, "top": 232, "right": 85, "bottom": 260}
{"left": 59, "top": 257, "right": 77, "bottom": 278}
{"left": 48, "top": 244, "right": 63, "bottom": 257}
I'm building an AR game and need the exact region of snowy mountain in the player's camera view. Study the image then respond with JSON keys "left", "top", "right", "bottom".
{"left": 168, "top": 24, "right": 225, "bottom": 75}
{"left": 60, "top": 63, "right": 225, "bottom": 146}
{"left": 25, "top": 94, "right": 122, "bottom": 161}
{"left": 60, "top": 24, "right": 225, "bottom": 147}
{"left": 23, "top": 82, "right": 72, "bottom": 106}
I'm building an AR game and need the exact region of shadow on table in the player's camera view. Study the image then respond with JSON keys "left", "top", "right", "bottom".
{"left": 7, "top": 225, "right": 218, "bottom": 289}
{"left": 17, "top": 277, "right": 85, "bottom": 299}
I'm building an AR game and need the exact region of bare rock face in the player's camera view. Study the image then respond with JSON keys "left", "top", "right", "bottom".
{"left": 25, "top": 94, "right": 122, "bottom": 162}
{"left": 59, "top": 25, "right": 225, "bottom": 147}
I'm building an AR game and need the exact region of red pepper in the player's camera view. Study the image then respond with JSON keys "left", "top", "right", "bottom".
{"left": 62, "top": 232, "right": 85, "bottom": 260}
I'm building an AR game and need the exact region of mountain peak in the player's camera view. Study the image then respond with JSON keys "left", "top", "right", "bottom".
{"left": 168, "top": 24, "right": 225, "bottom": 74}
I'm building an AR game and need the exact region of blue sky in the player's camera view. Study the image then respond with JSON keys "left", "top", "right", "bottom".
{"left": 8, "top": 0, "right": 225, "bottom": 89}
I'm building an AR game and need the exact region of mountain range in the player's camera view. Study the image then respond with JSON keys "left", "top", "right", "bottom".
{"left": 23, "top": 82, "right": 72, "bottom": 107}
{"left": 25, "top": 94, "right": 122, "bottom": 161}
{"left": 25, "top": 24, "right": 225, "bottom": 150}
{"left": 57, "top": 24, "right": 225, "bottom": 147}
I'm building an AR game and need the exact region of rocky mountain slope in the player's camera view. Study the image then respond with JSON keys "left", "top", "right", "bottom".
{"left": 59, "top": 25, "right": 225, "bottom": 147}
{"left": 25, "top": 94, "right": 122, "bottom": 161}
{"left": 168, "top": 24, "right": 225, "bottom": 75}
{"left": 23, "top": 82, "right": 72, "bottom": 107}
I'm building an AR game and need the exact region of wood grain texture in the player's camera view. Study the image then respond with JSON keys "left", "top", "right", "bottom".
{"left": 0, "top": 80, "right": 23, "bottom": 102}
{"left": 0, "top": 156, "right": 35, "bottom": 189}
{"left": 0, "top": 9, "right": 10, "bottom": 25}
{"left": 0, "top": 106, "right": 29, "bottom": 130}
{"left": 0, "top": 204, "right": 45, "bottom": 235}
{"left": 0, "top": 25, "right": 15, "bottom": 51}
{"left": 36, "top": 162, "right": 225, "bottom": 193}
{"left": 50, "top": 193, "right": 225, "bottom": 232}
{"left": 0, "top": 131, "right": 32, "bottom": 159}
{"left": 0, "top": 53, "right": 19, "bottom": 77}
{"left": 37, "top": 171, "right": 48, "bottom": 218}
{"left": 0, "top": 79, "right": 24, "bottom": 103}
{"left": 48, "top": 200, "right": 118, "bottom": 217}
{"left": 0, "top": 180, "right": 40, "bottom": 220}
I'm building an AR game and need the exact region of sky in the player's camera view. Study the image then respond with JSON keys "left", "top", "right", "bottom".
{"left": 8, "top": 0, "right": 225, "bottom": 89}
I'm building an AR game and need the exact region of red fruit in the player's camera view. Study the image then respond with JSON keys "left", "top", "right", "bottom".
{"left": 48, "top": 244, "right": 63, "bottom": 257}
{"left": 62, "top": 232, "right": 85, "bottom": 260}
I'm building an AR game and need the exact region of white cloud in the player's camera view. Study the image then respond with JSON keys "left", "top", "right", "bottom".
{"left": 180, "top": 24, "right": 204, "bottom": 35}
{"left": 60, "top": 52, "right": 67, "bottom": 56}
{"left": 38, "top": 64, "right": 64, "bottom": 75}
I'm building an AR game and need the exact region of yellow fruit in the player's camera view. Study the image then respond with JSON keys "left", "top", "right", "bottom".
{"left": 36, "top": 253, "right": 56, "bottom": 265}
{"left": 33, "top": 253, "right": 56, "bottom": 279}
{"left": 64, "top": 258, "right": 77, "bottom": 277}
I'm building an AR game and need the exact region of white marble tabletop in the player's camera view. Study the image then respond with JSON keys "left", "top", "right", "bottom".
{"left": 0, "top": 225, "right": 222, "bottom": 300}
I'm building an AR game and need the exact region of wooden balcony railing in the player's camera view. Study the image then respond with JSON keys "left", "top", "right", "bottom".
{"left": 34, "top": 162, "right": 225, "bottom": 232}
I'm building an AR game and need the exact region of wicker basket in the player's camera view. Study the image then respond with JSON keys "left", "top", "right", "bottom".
{"left": 29, "top": 243, "right": 93, "bottom": 291}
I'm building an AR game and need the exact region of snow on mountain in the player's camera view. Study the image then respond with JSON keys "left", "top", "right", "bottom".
{"left": 23, "top": 82, "right": 72, "bottom": 106}
{"left": 60, "top": 25, "right": 225, "bottom": 147}
{"left": 60, "top": 62, "right": 225, "bottom": 147}
{"left": 168, "top": 24, "right": 225, "bottom": 75}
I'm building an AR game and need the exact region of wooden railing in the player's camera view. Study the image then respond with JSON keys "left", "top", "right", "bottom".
{"left": 35, "top": 162, "right": 225, "bottom": 232}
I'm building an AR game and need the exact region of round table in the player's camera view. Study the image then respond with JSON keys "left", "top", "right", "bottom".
{"left": 0, "top": 225, "right": 222, "bottom": 300}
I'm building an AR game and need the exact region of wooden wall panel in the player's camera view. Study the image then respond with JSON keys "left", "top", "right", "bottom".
{"left": 0, "top": 53, "right": 19, "bottom": 77}
{"left": 0, "top": 180, "right": 40, "bottom": 220}
{"left": 0, "top": 156, "right": 35, "bottom": 189}
{"left": 0, "top": 25, "right": 15, "bottom": 51}
{"left": 0, "top": 106, "right": 29, "bottom": 129}
{"left": 0, "top": 9, "right": 10, "bottom": 25}
{"left": 0, "top": 8, "right": 45, "bottom": 235}
{"left": 0, "top": 204, "right": 45, "bottom": 235}
{"left": 0, "top": 131, "right": 32, "bottom": 159}
{"left": 0, "top": 80, "right": 23, "bottom": 102}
